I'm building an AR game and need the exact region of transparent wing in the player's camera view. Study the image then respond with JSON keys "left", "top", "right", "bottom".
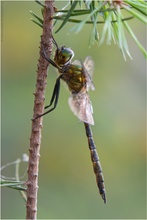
{"left": 72, "top": 59, "right": 81, "bottom": 66}
{"left": 68, "top": 91, "right": 94, "bottom": 125}
{"left": 83, "top": 56, "right": 94, "bottom": 77}
{"left": 72, "top": 57, "right": 95, "bottom": 91}
{"left": 83, "top": 56, "right": 95, "bottom": 91}
{"left": 72, "top": 57, "right": 94, "bottom": 76}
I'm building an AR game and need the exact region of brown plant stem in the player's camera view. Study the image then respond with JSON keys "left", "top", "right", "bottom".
{"left": 26, "top": 1, "right": 55, "bottom": 219}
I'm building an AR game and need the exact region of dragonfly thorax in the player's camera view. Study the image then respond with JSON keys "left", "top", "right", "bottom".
{"left": 60, "top": 62, "right": 87, "bottom": 94}
{"left": 54, "top": 46, "right": 74, "bottom": 67}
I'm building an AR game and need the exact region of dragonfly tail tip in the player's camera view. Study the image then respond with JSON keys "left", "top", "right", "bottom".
{"left": 102, "top": 193, "right": 107, "bottom": 204}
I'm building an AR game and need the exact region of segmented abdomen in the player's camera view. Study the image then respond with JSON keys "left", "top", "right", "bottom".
{"left": 84, "top": 123, "right": 107, "bottom": 203}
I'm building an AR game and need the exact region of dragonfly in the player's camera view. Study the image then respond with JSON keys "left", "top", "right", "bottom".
{"left": 35, "top": 37, "right": 107, "bottom": 203}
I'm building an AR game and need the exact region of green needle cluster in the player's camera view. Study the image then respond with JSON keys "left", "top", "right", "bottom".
{"left": 31, "top": 0, "right": 147, "bottom": 59}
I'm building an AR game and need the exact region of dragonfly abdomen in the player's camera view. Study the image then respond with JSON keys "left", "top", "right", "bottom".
{"left": 84, "top": 123, "right": 107, "bottom": 204}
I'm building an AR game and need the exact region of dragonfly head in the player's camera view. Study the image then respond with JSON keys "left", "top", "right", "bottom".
{"left": 52, "top": 37, "right": 74, "bottom": 67}
{"left": 54, "top": 46, "right": 74, "bottom": 67}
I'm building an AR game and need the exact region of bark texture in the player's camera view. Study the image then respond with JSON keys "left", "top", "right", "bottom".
{"left": 26, "top": 1, "right": 55, "bottom": 219}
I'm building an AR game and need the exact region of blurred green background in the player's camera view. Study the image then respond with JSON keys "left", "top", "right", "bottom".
{"left": 1, "top": 1, "right": 146, "bottom": 219}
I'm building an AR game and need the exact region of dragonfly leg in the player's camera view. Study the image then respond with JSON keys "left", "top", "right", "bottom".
{"left": 33, "top": 76, "right": 61, "bottom": 120}
{"left": 42, "top": 44, "right": 58, "bottom": 69}
{"left": 45, "top": 76, "right": 61, "bottom": 110}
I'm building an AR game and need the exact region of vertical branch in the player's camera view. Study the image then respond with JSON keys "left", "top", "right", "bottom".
{"left": 26, "top": 1, "right": 55, "bottom": 219}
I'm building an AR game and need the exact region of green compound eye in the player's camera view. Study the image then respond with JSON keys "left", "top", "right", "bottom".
{"left": 60, "top": 47, "right": 74, "bottom": 63}
{"left": 54, "top": 46, "right": 74, "bottom": 66}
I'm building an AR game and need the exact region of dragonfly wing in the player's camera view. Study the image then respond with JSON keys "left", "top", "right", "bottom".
{"left": 72, "top": 59, "right": 81, "bottom": 66}
{"left": 83, "top": 56, "right": 94, "bottom": 77}
{"left": 73, "top": 57, "right": 94, "bottom": 77}
{"left": 83, "top": 57, "right": 95, "bottom": 91}
{"left": 68, "top": 91, "right": 94, "bottom": 125}
{"left": 72, "top": 57, "right": 95, "bottom": 91}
